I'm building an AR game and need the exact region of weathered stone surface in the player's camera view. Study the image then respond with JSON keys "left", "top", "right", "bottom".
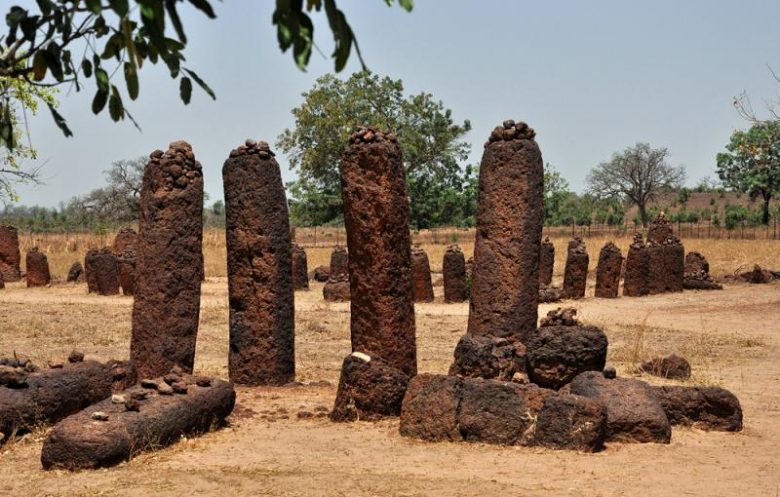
{"left": 640, "top": 354, "right": 691, "bottom": 379}
{"left": 652, "top": 385, "right": 743, "bottom": 431}
{"left": 130, "top": 141, "right": 204, "bottom": 379}
{"left": 683, "top": 251, "right": 722, "bottom": 290}
{"left": 526, "top": 324, "right": 608, "bottom": 389}
{"left": 41, "top": 374, "right": 235, "bottom": 470}
{"left": 663, "top": 235, "right": 684, "bottom": 293}
{"left": 539, "top": 236, "right": 555, "bottom": 287}
{"left": 0, "top": 225, "right": 21, "bottom": 282}
{"left": 646, "top": 240, "right": 666, "bottom": 295}
{"left": 569, "top": 371, "right": 671, "bottom": 444}
{"left": 291, "top": 243, "right": 309, "bottom": 290}
{"left": 411, "top": 246, "right": 434, "bottom": 302}
{"left": 595, "top": 242, "right": 623, "bottom": 298}
{"left": 623, "top": 233, "right": 649, "bottom": 297}
{"left": 562, "top": 238, "right": 588, "bottom": 299}
{"left": 66, "top": 261, "right": 84, "bottom": 283}
{"left": 449, "top": 334, "right": 525, "bottom": 380}
{"left": 223, "top": 140, "right": 294, "bottom": 386}
{"left": 26, "top": 247, "right": 50, "bottom": 287}
{"left": 323, "top": 274, "right": 350, "bottom": 302}
{"left": 468, "top": 120, "right": 543, "bottom": 342}
{"left": 117, "top": 250, "right": 136, "bottom": 295}
{"left": 442, "top": 244, "right": 468, "bottom": 303}
{"left": 340, "top": 127, "right": 416, "bottom": 375}
{"left": 0, "top": 361, "right": 113, "bottom": 441}
{"left": 744, "top": 264, "right": 774, "bottom": 284}
{"left": 538, "top": 285, "right": 562, "bottom": 303}
{"left": 684, "top": 252, "right": 709, "bottom": 275}
{"left": 399, "top": 374, "right": 462, "bottom": 441}
{"left": 0, "top": 271, "right": 4, "bottom": 289}
{"left": 85, "top": 248, "right": 120, "bottom": 296}
{"left": 329, "top": 246, "right": 349, "bottom": 278}
{"left": 458, "top": 378, "right": 553, "bottom": 445}
{"left": 539, "top": 307, "right": 579, "bottom": 327}
{"left": 647, "top": 212, "right": 673, "bottom": 244}
{"left": 112, "top": 227, "right": 138, "bottom": 255}
{"left": 532, "top": 394, "right": 607, "bottom": 452}
{"left": 330, "top": 353, "right": 410, "bottom": 422}
{"left": 311, "top": 265, "right": 330, "bottom": 282}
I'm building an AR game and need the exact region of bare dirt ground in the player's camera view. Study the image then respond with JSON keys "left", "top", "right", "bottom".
{"left": 0, "top": 276, "right": 779, "bottom": 497}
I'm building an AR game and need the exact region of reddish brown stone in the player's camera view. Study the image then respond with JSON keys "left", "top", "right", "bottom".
{"left": 467, "top": 120, "right": 544, "bottom": 342}
{"left": 684, "top": 252, "right": 709, "bottom": 274}
{"left": 223, "top": 140, "right": 294, "bottom": 386}
{"left": 84, "top": 248, "right": 99, "bottom": 293}
{"left": 66, "top": 261, "right": 84, "bottom": 283}
{"left": 0, "top": 225, "right": 21, "bottom": 282}
{"left": 25, "top": 247, "right": 50, "bottom": 287}
{"left": 117, "top": 250, "right": 136, "bottom": 295}
{"left": 683, "top": 251, "right": 722, "bottom": 290}
{"left": 0, "top": 271, "right": 4, "bottom": 289}
{"left": 329, "top": 246, "right": 349, "bottom": 278}
{"left": 400, "top": 374, "right": 462, "bottom": 441}
{"left": 525, "top": 324, "right": 608, "bottom": 389}
{"left": 330, "top": 353, "right": 410, "bottom": 422}
{"left": 595, "top": 241, "right": 623, "bottom": 298}
{"left": 130, "top": 141, "right": 204, "bottom": 379}
{"left": 539, "top": 236, "right": 555, "bottom": 286}
{"left": 532, "top": 394, "right": 608, "bottom": 452}
{"left": 646, "top": 240, "right": 666, "bottom": 294}
{"left": 640, "top": 354, "right": 691, "bottom": 379}
{"left": 744, "top": 264, "right": 774, "bottom": 284}
{"left": 647, "top": 212, "right": 673, "bottom": 244}
{"left": 562, "top": 238, "right": 588, "bottom": 299}
{"left": 311, "top": 265, "right": 330, "bottom": 282}
{"left": 449, "top": 334, "right": 526, "bottom": 380}
{"left": 663, "top": 235, "right": 684, "bottom": 293}
{"left": 539, "top": 307, "right": 579, "bottom": 327}
{"left": 623, "top": 233, "right": 649, "bottom": 297}
{"left": 443, "top": 244, "right": 468, "bottom": 303}
{"left": 85, "top": 248, "right": 120, "bottom": 296}
{"left": 323, "top": 274, "right": 350, "bottom": 302}
{"left": 41, "top": 374, "right": 235, "bottom": 470}
{"left": 291, "top": 243, "right": 309, "bottom": 290}
{"left": 411, "top": 246, "right": 434, "bottom": 302}
{"left": 539, "top": 285, "right": 562, "bottom": 303}
{"left": 339, "top": 127, "right": 417, "bottom": 375}
{"left": 112, "top": 227, "right": 137, "bottom": 255}
{"left": 651, "top": 385, "right": 743, "bottom": 431}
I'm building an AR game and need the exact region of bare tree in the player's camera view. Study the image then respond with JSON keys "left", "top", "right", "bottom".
{"left": 733, "top": 66, "right": 780, "bottom": 124}
{"left": 587, "top": 143, "right": 685, "bottom": 227}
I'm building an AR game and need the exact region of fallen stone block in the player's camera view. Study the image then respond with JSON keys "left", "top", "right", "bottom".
{"left": 330, "top": 353, "right": 410, "bottom": 422}
{"left": 448, "top": 334, "right": 525, "bottom": 380}
{"left": 652, "top": 385, "right": 743, "bottom": 432}
{"left": 399, "top": 374, "right": 462, "bottom": 442}
{"left": 532, "top": 393, "right": 607, "bottom": 452}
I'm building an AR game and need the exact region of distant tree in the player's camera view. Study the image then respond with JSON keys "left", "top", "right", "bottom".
{"left": 277, "top": 71, "right": 472, "bottom": 228}
{"left": 73, "top": 157, "right": 145, "bottom": 224}
{"left": 586, "top": 143, "right": 685, "bottom": 227}
{"left": 716, "top": 121, "right": 780, "bottom": 225}
{"left": 542, "top": 164, "right": 571, "bottom": 224}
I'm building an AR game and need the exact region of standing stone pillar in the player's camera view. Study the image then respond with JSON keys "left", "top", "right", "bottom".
{"left": 562, "top": 238, "right": 588, "bottom": 299}
{"left": 411, "top": 246, "right": 434, "bottom": 303}
{"left": 0, "top": 225, "right": 21, "bottom": 282}
{"left": 330, "top": 246, "right": 349, "bottom": 277}
{"left": 130, "top": 141, "right": 204, "bottom": 380}
{"left": 467, "top": 120, "right": 544, "bottom": 342}
{"left": 113, "top": 227, "right": 138, "bottom": 254}
{"left": 85, "top": 248, "right": 120, "bottom": 295}
{"left": 291, "top": 243, "right": 309, "bottom": 291}
{"left": 112, "top": 228, "right": 137, "bottom": 295}
{"left": 663, "top": 235, "right": 684, "bottom": 293}
{"left": 443, "top": 244, "right": 468, "bottom": 303}
{"left": 223, "top": 139, "right": 294, "bottom": 386}
{"left": 340, "top": 127, "right": 416, "bottom": 376}
{"left": 646, "top": 240, "right": 666, "bottom": 294}
{"left": 26, "top": 247, "right": 50, "bottom": 287}
{"left": 539, "top": 237, "right": 555, "bottom": 287}
{"left": 623, "top": 234, "right": 649, "bottom": 297}
{"left": 594, "top": 242, "right": 623, "bottom": 298}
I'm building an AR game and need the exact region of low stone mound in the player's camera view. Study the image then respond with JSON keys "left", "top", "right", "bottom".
{"left": 639, "top": 354, "right": 691, "bottom": 380}
{"left": 41, "top": 372, "right": 235, "bottom": 470}
{"left": 525, "top": 324, "right": 608, "bottom": 390}
{"left": 311, "top": 265, "right": 330, "bottom": 282}
{"left": 448, "top": 334, "right": 525, "bottom": 381}
{"left": 569, "top": 371, "right": 671, "bottom": 444}
{"left": 323, "top": 274, "right": 350, "bottom": 302}
{"left": 330, "top": 353, "right": 410, "bottom": 422}
{"left": 538, "top": 285, "right": 562, "bottom": 303}
{"left": 539, "top": 307, "right": 579, "bottom": 327}
{"left": 66, "top": 261, "right": 84, "bottom": 283}
{"left": 652, "top": 385, "right": 743, "bottom": 432}
{"left": 741, "top": 265, "right": 776, "bottom": 284}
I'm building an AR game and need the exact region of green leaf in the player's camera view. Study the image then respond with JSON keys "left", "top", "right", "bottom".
{"left": 108, "top": 0, "right": 130, "bottom": 17}
{"left": 183, "top": 68, "right": 215, "bottom": 100}
{"left": 85, "top": 0, "right": 102, "bottom": 14}
{"left": 95, "top": 67, "right": 109, "bottom": 92}
{"left": 32, "top": 51, "right": 48, "bottom": 81}
{"left": 165, "top": 0, "right": 187, "bottom": 43}
{"left": 188, "top": 0, "right": 217, "bottom": 19}
{"left": 124, "top": 62, "right": 139, "bottom": 100}
{"left": 399, "top": 0, "right": 414, "bottom": 11}
{"left": 179, "top": 76, "right": 192, "bottom": 104}
{"left": 109, "top": 86, "right": 124, "bottom": 121}
{"left": 92, "top": 89, "right": 109, "bottom": 114}
{"left": 47, "top": 103, "right": 73, "bottom": 137}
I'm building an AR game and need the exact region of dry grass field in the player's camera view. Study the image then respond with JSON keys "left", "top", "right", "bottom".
{"left": 0, "top": 231, "right": 779, "bottom": 496}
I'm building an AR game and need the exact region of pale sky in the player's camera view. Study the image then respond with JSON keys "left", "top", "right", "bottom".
{"left": 13, "top": 0, "right": 780, "bottom": 207}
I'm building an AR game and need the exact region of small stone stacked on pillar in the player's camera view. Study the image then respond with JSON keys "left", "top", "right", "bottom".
{"left": 442, "top": 244, "right": 468, "bottom": 303}
{"left": 539, "top": 237, "right": 554, "bottom": 287}
{"left": 291, "top": 243, "right": 309, "bottom": 291}
{"left": 85, "top": 248, "right": 120, "bottom": 296}
{"left": 562, "top": 238, "right": 588, "bottom": 299}
{"left": 339, "top": 127, "right": 416, "bottom": 376}
{"left": 130, "top": 141, "right": 204, "bottom": 380}
{"left": 594, "top": 242, "right": 623, "bottom": 298}
{"left": 329, "top": 246, "right": 349, "bottom": 278}
{"left": 466, "top": 120, "right": 544, "bottom": 343}
{"left": 623, "top": 233, "right": 649, "bottom": 297}
{"left": 647, "top": 212, "right": 673, "bottom": 244}
{"left": 0, "top": 225, "right": 21, "bottom": 282}
{"left": 411, "top": 246, "right": 434, "bottom": 302}
{"left": 223, "top": 139, "right": 294, "bottom": 386}
{"left": 26, "top": 247, "right": 50, "bottom": 287}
